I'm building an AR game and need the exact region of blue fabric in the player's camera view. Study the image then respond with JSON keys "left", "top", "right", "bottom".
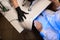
{"left": 35, "top": 10, "right": 60, "bottom": 40}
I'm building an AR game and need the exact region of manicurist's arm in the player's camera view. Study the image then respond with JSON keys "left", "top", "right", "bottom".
{"left": 11, "top": 0, "right": 28, "bottom": 22}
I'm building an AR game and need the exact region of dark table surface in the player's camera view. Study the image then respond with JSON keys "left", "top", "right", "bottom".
{"left": 0, "top": 13, "right": 43, "bottom": 40}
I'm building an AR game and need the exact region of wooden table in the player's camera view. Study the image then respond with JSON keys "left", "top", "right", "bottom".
{"left": 0, "top": 14, "right": 43, "bottom": 40}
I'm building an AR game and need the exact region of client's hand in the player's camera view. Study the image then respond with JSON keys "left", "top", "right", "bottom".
{"left": 50, "top": 0, "right": 60, "bottom": 7}
{"left": 34, "top": 21, "right": 42, "bottom": 32}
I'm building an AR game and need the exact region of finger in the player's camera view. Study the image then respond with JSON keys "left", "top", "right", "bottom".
{"left": 18, "top": 16, "right": 24, "bottom": 22}
{"left": 23, "top": 15, "right": 26, "bottom": 19}
{"left": 18, "top": 16, "right": 21, "bottom": 22}
{"left": 24, "top": 13, "right": 29, "bottom": 14}
{"left": 34, "top": 20, "right": 42, "bottom": 32}
{"left": 20, "top": 16, "right": 24, "bottom": 22}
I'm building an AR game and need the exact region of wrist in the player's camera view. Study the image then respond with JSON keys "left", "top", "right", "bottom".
{"left": 15, "top": 6, "right": 21, "bottom": 14}
{"left": 14, "top": 5, "right": 19, "bottom": 8}
{"left": 12, "top": 0, "right": 19, "bottom": 8}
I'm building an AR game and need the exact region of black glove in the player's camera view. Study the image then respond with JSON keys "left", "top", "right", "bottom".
{"left": 15, "top": 7, "right": 29, "bottom": 22}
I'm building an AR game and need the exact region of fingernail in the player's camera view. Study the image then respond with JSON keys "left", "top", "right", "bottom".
{"left": 34, "top": 21, "right": 37, "bottom": 27}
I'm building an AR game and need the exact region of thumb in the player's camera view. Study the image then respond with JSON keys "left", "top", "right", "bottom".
{"left": 24, "top": 13, "right": 29, "bottom": 14}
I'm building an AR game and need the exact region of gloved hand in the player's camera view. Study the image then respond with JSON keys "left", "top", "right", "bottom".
{"left": 15, "top": 7, "right": 29, "bottom": 22}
